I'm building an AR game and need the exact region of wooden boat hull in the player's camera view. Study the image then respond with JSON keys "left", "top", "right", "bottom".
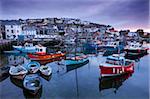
{"left": 99, "top": 62, "right": 134, "bottom": 77}
{"left": 28, "top": 53, "right": 66, "bottom": 61}
{"left": 35, "top": 56, "right": 66, "bottom": 65}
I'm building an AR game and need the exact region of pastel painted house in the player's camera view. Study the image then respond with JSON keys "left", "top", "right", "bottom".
{"left": 4, "top": 21, "right": 22, "bottom": 40}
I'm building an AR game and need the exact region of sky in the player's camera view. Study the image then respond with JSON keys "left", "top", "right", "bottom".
{"left": 0, "top": 0, "right": 149, "bottom": 32}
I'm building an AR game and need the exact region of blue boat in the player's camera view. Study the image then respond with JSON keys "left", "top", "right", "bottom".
{"left": 26, "top": 61, "right": 40, "bottom": 74}
{"left": 65, "top": 55, "right": 89, "bottom": 66}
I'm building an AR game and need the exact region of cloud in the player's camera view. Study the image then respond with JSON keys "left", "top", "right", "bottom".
{"left": 0, "top": 0, "right": 149, "bottom": 30}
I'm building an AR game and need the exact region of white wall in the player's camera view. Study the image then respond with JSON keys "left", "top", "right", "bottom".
{"left": 5, "top": 25, "right": 22, "bottom": 40}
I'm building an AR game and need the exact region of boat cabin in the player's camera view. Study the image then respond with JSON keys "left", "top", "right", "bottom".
{"left": 35, "top": 45, "right": 46, "bottom": 53}
{"left": 106, "top": 55, "right": 125, "bottom": 66}
{"left": 24, "top": 43, "right": 34, "bottom": 47}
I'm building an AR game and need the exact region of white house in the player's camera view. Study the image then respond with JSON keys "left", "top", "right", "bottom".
{"left": 22, "top": 26, "right": 37, "bottom": 40}
{"left": 128, "top": 32, "right": 138, "bottom": 37}
{"left": 5, "top": 21, "right": 22, "bottom": 40}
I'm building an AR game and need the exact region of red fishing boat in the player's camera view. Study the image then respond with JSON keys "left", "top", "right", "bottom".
{"left": 28, "top": 52, "right": 66, "bottom": 64}
{"left": 99, "top": 54, "right": 134, "bottom": 77}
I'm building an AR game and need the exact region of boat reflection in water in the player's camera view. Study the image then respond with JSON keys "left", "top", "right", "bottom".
{"left": 99, "top": 72, "right": 133, "bottom": 94}
{"left": 0, "top": 65, "right": 10, "bottom": 82}
{"left": 23, "top": 87, "right": 42, "bottom": 99}
{"left": 66, "top": 60, "right": 89, "bottom": 72}
{"left": 10, "top": 76, "right": 23, "bottom": 89}
{"left": 7, "top": 55, "right": 25, "bottom": 66}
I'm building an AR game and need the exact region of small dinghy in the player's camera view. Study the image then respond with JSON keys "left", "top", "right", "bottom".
{"left": 23, "top": 74, "right": 42, "bottom": 94}
{"left": 9, "top": 65, "right": 28, "bottom": 79}
{"left": 26, "top": 61, "right": 40, "bottom": 74}
{"left": 39, "top": 65, "right": 52, "bottom": 76}
{"left": 4, "top": 50, "right": 20, "bottom": 55}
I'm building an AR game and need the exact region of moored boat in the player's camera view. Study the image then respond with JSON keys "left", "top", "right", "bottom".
{"left": 39, "top": 65, "right": 52, "bottom": 76}
{"left": 28, "top": 52, "right": 66, "bottom": 60}
{"left": 65, "top": 55, "right": 89, "bottom": 66}
{"left": 23, "top": 74, "right": 42, "bottom": 94}
{"left": 124, "top": 42, "right": 148, "bottom": 57}
{"left": 99, "top": 54, "right": 134, "bottom": 77}
{"left": 102, "top": 41, "right": 124, "bottom": 56}
{"left": 26, "top": 61, "right": 40, "bottom": 74}
{"left": 9, "top": 65, "right": 28, "bottom": 79}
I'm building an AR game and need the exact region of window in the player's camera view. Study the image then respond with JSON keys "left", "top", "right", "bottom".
{"left": 11, "top": 25, "right": 13, "bottom": 28}
{"left": 40, "top": 49, "right": 42, "bottom": 51}
{"left": 11, "top": 30, "right": 14, "bottom": 33}
{"left": 7, "top": 29, "right": 9, "bottom": 32}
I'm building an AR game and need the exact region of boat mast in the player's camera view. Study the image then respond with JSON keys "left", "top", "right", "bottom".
{"left": 75, "top": 23, "right": 78, "bottom": 60}
{"left": 75, "top": 69, "right": 79, "bottom": 97}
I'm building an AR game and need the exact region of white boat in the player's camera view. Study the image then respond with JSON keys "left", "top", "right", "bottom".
{"left": 39, "top": 65, "right": 52, "bottom": 76}
{"left": 9, "top": 65, "right": 28, "bottom": 79}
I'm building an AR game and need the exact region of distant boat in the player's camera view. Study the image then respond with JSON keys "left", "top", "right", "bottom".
{"left": 124, "top": 42, "right": 148, "bottom": 58}
{"left": 102, "top": 41, "right": 124, "bottom": 56}
{"left": 65, "top": 28, "right": 89, "bottom": 67}
{"left": 4, "top": 50, "right": 20, "bottom": 55}
{"left": 99, "top": 54, "right": 134, "bottom": 77}
{"left": 39, "top": 65, "right": 52, "bottom": 76}
{"left": 23, "top": 74, "right": 42, "bottom": 95}
{"left": 9, "top": 65, "right": 28, "bottom": 79}
{"left": 65, "top": 55, "right": 89, "bottom": 66}
{"left": 26, "top": 61, "right": 40, "bottom": 74}
{"left": 13, "top": 43, "right": 46, "bottom": 53}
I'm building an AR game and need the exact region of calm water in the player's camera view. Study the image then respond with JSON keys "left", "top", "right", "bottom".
{"left": 0, "top": 53, "right": 149, "bottom": 99}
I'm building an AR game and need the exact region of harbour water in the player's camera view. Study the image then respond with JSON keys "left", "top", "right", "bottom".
{"left": 0, "top": 53, "right": 149, "bottom": 99}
